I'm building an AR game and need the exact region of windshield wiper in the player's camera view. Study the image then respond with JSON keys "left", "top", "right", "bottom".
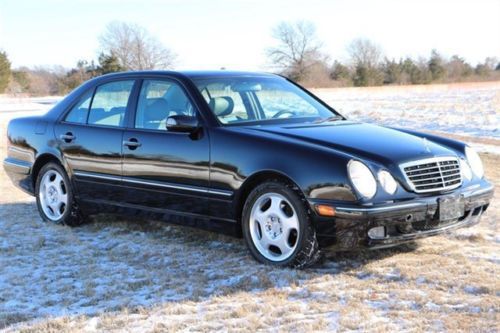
{"left": 313, "top": 115, "right": 344, "bottom": 124}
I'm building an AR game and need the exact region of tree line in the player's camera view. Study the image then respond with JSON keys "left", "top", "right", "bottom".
{"left": 0, "top": 20, "right": 499, "bottom": 96}
{"left": 0, "top": 21, "right": 175, "bottom": 96}
{"left": 267, "top": 21, "right": 500, "bottom": 87}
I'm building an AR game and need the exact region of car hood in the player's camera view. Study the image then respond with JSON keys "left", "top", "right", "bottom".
{"left": 244, "top": 121, "right": 457, "bottom": 166}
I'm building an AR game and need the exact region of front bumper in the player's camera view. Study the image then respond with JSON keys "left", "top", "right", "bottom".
{"left": 311, "top": 182, "right": 494, "bottom": 250}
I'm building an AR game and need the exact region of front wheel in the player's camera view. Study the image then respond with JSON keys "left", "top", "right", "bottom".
{"left": 35, "top": 162, "right": 84, "bottom": 226}
{"left": 242, "top": 180, "right": 321, "bottom": 268}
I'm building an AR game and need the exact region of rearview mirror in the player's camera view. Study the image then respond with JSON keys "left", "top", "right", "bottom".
{"left": 231, "top": 82, "right": 262, "bottom": 92}
{"left": 166, "top": 115, "right": 199, "bottom": 132}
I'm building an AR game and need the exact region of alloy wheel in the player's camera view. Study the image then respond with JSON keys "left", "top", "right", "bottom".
{"left": 249, "top": 192, "right": 300, "bottom": 261}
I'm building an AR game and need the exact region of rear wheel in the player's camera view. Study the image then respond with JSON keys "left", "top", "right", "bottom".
{"left": 35, "top": 162, "right": 84, "bottom": 226}
{"left": 242, "top": 180, "right": 321, "bottom": 268}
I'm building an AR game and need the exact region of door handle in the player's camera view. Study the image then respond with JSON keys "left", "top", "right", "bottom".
{"left": 60, "top": 132, "right": 76, "bottom": 142}
{"left": 123, "top": 138, "right": 142, "bottom": 149}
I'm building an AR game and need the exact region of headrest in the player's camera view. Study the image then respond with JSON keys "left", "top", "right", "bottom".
{"left": 144, "top": 98, "right": 169, "bottom": 121}
{"left": 209, "top": 96, "right": 234, "bottom": 117}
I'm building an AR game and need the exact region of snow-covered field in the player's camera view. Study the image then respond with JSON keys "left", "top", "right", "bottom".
{"left": 314, "top": 81, "right": 500, "bottom": 154}
{"left": 0, "top": 82, "right": 498, "bottom": 332}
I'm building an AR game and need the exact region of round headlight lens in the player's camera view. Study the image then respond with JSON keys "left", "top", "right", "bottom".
{"left": 465, "top": 147, "right": 484, "bottom": 178}
{"left": 348, "top": 160, "right": 377, "bottom": 199}
{"left": 460, "top": 158, "right": 472, "bottom": 181}
{"left": 378, "top": 170, "right": 398, "bottom": 194}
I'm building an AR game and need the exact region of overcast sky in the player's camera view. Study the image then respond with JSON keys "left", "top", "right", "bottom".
{"left": 1, "top": 0, "right": 499, "bottom": 70}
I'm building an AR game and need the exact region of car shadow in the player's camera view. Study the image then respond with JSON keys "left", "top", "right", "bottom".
{"left": 0, "top": 202, "right": 419, "bottom": 329}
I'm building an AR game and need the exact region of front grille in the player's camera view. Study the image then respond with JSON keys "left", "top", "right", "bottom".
{"left": 401, "top": 157, "right": 462, "bottom": 193}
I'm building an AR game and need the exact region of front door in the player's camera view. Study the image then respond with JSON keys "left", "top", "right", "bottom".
{"left": 121, "top": 79, "right": 210, "bottom": 216}
{"left": 55, "top": 80, "right": 135, "bottom": 201}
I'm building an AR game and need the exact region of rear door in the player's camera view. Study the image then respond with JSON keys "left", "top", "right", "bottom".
{"left": 121, "top": 79, "right": 211, "bottom": 216}
{"left": 55, "top": 80, "right": 136, "bottom": 201}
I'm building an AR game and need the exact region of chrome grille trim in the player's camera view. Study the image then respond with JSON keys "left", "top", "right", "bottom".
{"left": 400, "top": 156, "right": 462, "bottom": 193}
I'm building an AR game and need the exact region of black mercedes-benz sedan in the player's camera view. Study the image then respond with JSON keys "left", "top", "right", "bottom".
{"left": 3, "top": 70, "right": 494, "bottom": 267}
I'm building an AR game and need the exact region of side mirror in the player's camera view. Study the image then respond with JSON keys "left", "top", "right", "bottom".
{"left": 166, "top": 115, "right": 199, "bottom": 132}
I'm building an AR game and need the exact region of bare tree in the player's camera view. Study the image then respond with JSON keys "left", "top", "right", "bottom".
{"left": 347, "top": 38, "right": 384, "bottom": 86}
{"left": 99, "top": 21, "right": 176, "bottom": 70}
{"left": 347, "top": 38, "right": 382, "bottom": 68}
{"left": 266, "top": 21, "right": 326, "bottom": 82}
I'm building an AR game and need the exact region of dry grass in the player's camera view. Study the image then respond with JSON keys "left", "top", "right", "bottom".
{"left": 0, "top": 87, "right": 498, "bottom": 332}
{"left": 312, "top": 80, "right": 500, "bottom": 94}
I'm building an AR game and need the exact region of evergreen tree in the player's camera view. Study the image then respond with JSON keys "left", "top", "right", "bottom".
{"left": 401, "top": 57, "right": 417, "bottom": 82}
{"left": 329, "top": 60, "right": 351, "bottom": 81}
{"left": 59, "top": 59, "right": 101, "bottom": 93}
{"left": 98, "top": 52, "right": 125, "bottom": 74}
{"left": 353, "top": 64, "right": 383, "bottom": 87}
{"left": 12, "top": 70, "right": 30, "bottom": 92}
{"left": 402, "top": 57, "right": 432, "bottom": 84}
{"left": 382, "top": 58, "right": 404, "bottom": 84}
{"left": 428, "top": 49, "right": 446, "bottom": 81}
{"left": 0, "top": 51, "right": 11, "bottom": 93}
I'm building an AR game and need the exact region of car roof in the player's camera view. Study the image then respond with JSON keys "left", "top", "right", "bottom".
{"left": 179, "top": 70, "right": 277, "bottom": 79}
{"left": 96, "top": 70, "right": 278, "bottom": 81}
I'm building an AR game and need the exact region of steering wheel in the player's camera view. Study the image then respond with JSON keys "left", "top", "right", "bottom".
{"left": 272, "top": 110, "right": 296, "bottom": 119}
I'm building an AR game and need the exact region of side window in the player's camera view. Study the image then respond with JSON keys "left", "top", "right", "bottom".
{"left": 203, "top": 84, "right": 247, "bottom": 124}
{"left": 135, "top": 80, "right": 194, "bottom": 130}
{"left": 87, "top": 80, "right": 134, "bottom": 127}
{"left": 64, "top": 90, "right": 93, "bottom": 124}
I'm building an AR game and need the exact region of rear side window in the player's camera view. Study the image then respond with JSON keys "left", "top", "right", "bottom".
{"left": 64, "top": 90, "right": 93, "bottom": 124}
{"left": 87, "top": 81, "right": 134, "bottom": 127}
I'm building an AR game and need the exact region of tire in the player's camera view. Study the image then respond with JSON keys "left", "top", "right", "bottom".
{"left": 242, "top": 180, "right": 321, "bottom": 268}
{"left": 35, "top": 162, "right": 85, "bottom": 226}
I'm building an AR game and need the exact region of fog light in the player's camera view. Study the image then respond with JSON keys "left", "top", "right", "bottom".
{"left": 368, "top": 226, "right": 386, "bottom": 239}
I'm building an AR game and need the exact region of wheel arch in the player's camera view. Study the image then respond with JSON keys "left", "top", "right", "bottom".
{"left": 234, "top": 170, "right": 308, "bottom": 226}
{"left": 31, "top": 153, "right": 65, "bottom": 189}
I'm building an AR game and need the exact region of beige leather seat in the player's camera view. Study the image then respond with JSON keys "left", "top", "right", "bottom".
{"left": 209, "top": 96, "right": 234, "bottom": 118}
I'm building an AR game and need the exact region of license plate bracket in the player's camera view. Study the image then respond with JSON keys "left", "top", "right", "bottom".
{"left": 438, "top": 195, "right": 464, "bottom": 221}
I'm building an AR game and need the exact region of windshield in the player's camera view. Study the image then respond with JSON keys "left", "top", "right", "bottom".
{"left": 193, "top": 76, "right": 341, "bottom": 126}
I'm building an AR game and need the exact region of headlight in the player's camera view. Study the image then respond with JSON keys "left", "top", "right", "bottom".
{"left": 348, "top": 160, "right": 377, "bottom": 199}
{"left": 378, "top": 170, "right": 398, "bottom": 194}
{"left": 459, "top": 158, "right": 472, "bottom": 181}
{"left": 465, "top": 147, "right": 484, "bottom": 178}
